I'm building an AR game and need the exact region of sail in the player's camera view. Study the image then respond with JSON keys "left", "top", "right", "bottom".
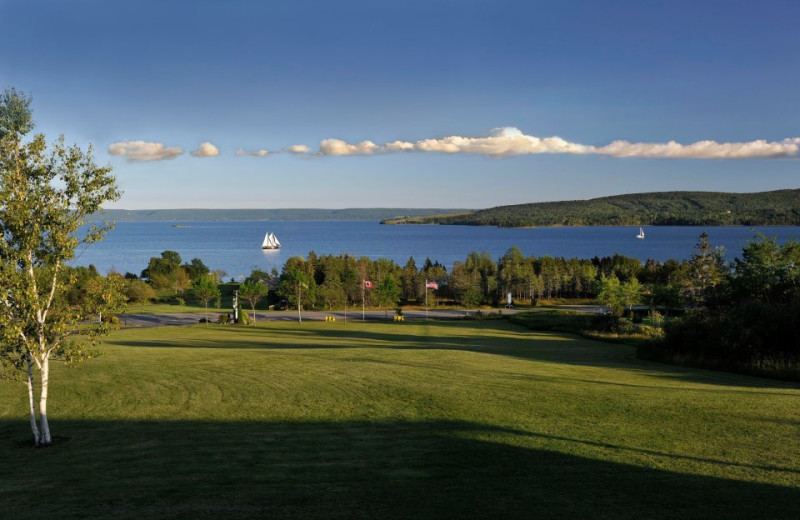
{"left": 261, "top": 232, "right": 281, "bottom": 249}
{"left": 636, "top": 227, "right": 645, "bottom": 239}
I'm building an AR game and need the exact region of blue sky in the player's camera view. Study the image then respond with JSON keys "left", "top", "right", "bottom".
{"left": 1, "top": 0, "right": 798, "bottom": 209}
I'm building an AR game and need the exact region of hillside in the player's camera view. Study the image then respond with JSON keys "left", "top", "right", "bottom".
{"left": 92, "top": 207, "right": 470, "bottom": 222}
{"left": 382, "top": 190, "right": 800, "bottom": 227}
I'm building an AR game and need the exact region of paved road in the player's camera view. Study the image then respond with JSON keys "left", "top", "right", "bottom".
{"left": 122, "top": 309, "right": 507, "bottom": 327}
{"left": 120, "top": 305, "right": 606, "bottom": 328}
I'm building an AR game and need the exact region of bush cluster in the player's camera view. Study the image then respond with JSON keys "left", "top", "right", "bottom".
{"left": 644, "top": 235, "right": 800, "bottom": 380}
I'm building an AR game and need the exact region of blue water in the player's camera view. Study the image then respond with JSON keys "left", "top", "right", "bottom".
{"left": 73, "top": 221, "right": 800, "bottom": 278}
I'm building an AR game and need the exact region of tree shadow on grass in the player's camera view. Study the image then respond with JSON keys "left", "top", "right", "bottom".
{"left": 0, "top": 418, "right": 798, "bottom": 520}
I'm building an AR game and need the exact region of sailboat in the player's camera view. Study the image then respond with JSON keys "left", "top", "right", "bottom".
{"left": 636, "top": 227, "right": 645, "bottom": 239}
{"left": 261, "top": 232, "right": 281, "bottom": 249}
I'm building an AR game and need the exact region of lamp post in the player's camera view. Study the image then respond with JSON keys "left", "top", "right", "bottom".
{"left": 233, "top": 290, "right": 239, "bottom": 323}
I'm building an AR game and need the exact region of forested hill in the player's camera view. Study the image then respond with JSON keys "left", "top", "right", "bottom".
{"left": 381, "top": 190, "right": 800, "bottom": 227}
{"left": 91, "top": 208, "right": 469, "bottom": 222}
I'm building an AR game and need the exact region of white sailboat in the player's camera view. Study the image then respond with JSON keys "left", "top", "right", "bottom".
{"left": 636, "top": 227, "right": 645, "bottom": 239}
{"left": 261, "top": 232, "right": 281, "bottom": 249}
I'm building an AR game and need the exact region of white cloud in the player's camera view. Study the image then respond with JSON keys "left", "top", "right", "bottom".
{"left": 305, "top": 128, "right": 800, "bottom": 160}
{"left": 594, "top": 137, "right": 800, "bottom": 159}
{"left": 384, "top": 140, "right": 415, "bottom": 151}
{"left": 108, "top": 140, "right": 183, "bottom": 162}
{"left": 235, "top": 148, "right": 269, "bottom": 157}
{"left": 190, "top": 142, "right": 220, "bottom": 158}
{"left": 286, "top": 144, "right": 311, "bottom": 154}
{"left": 414, "top": 127, "right": 592, "bottom": 156}
{"left": 318, "top": 138, "right": 380, "bottom": 156}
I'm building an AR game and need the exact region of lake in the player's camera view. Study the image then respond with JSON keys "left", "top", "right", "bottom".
{"left": 73, "top": 221, "right": 800, "bottom": 279}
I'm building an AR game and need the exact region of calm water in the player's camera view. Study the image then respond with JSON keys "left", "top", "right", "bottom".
{"left": 74, "top": 221, "right": 800, "bottom": 278}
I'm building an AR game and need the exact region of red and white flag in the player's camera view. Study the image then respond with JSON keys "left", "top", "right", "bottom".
{"left": 363, "top": 280, "right": 373, "bottom": 288}
{"left": 426, "top": 280, "right": 438, "bottom": 290}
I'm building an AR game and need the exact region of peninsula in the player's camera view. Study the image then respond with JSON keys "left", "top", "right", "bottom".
{"left": 381, "top": 189, "right": 800, "bottom": 227}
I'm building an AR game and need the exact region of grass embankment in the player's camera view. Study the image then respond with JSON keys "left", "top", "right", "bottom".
{"left": 1, "top": 321, "right": 798, "bottom": 519}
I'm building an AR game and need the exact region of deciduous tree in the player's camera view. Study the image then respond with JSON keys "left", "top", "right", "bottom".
{"left": 238, "top": 279, "right": 269, "bottom": 324}
{"left": 595, "top": 275, "right": 624, "bottom": 316}
{"left": 375, "top": 274, "right": 401, "bottom": 318}
{"left": 0, "top": 88, "right": 121, "bottom": 445}
{"left": 191, "top": 275, "right": 221, "bottom": 324}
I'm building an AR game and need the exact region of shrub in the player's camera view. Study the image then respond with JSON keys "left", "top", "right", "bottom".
{"left": 465, "top": 310, "right": 507, "bottom": 321}
{"left": 638, "top": 325, "right": 665, "bottom": 340}
{"left": 648, "top": 309, "right": 664, "bottom": 328}
{"left": 236, "top": 307, "right": 251, "bottom": 325}
{"left": 613, "top": 317, "right": 635, "bottom": 335}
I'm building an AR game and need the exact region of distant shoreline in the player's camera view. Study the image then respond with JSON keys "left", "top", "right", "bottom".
{"left": 90, "top": 208, "right": 472, "bottom": 222}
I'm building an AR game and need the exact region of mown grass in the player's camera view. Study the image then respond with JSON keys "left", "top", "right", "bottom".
{"left": 1, "top": 320, "right": 798, "bottom": 519}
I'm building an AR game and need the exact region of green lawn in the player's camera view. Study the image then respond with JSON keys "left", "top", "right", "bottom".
{"left": 1, "top": 320, "right": 798, "bottom": 519}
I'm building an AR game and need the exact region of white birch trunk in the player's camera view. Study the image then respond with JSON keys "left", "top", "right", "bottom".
{"left": 38, "top": 356, "right": 51, "bottom": 445}
{"left": 26, "top": 354, "right": 40, "bottom": 445}
{"left": 297, "top": 282, "right": 302, "bottom": 323}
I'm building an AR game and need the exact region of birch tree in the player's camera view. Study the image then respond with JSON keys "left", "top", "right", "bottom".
{"left": 191, "top": 275, "right": 220, "bottom": 324}
{"left": 238, "top": 279, "right": 269, "bottom": 324}
{"left": 0, "top": 88, "right": 120, "bottom": 446}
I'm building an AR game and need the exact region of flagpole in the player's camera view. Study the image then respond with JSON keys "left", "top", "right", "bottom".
{"left": 362, "top": 280, "right": 365, "bottom": 322}
{"left": 425, "top": 279, "right": 429, "bottom": 320}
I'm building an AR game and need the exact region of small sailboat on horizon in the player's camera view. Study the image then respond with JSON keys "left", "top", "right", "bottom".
{"left": 636, "top": 227, "right": 645, "bottom": 239}
{"left": 261, "top": 232, "right": 281, "bottom": 249}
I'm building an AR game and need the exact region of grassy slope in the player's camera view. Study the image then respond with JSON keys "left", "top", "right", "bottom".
{"left": 1, "top": 321, "right": 798, "bottom": 519}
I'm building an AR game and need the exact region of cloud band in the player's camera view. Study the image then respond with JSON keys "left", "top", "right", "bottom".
{"left": 308, "top": 127, "right": 800, "bottom": 159}
{"left": 110, "top": 130, "right": 800, "bottom": 161}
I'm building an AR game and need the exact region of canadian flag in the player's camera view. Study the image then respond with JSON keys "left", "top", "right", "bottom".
{"left": 425, "top": 280, "right": 439, "bottom": 290}
{"left": 363, "top": 280, "right": 373, "bottom": 288}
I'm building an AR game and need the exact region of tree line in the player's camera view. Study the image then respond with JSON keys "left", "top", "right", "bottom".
{"left": 64, "top": 245, "right": 678, "bottom": 317}
{"left": 67, "top": 243, "right": 693, "bottom": 314}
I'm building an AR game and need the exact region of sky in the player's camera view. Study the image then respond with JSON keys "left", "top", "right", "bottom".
{"left": 1, "top": 0, "right": 798, "bottom": 209}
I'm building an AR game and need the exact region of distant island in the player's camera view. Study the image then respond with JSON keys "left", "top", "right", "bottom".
{"left": 92, "top": 208, "right": 471, "bottom": 222}
{"left": 381, "top": 190, "right": 800, "bottom": 227}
